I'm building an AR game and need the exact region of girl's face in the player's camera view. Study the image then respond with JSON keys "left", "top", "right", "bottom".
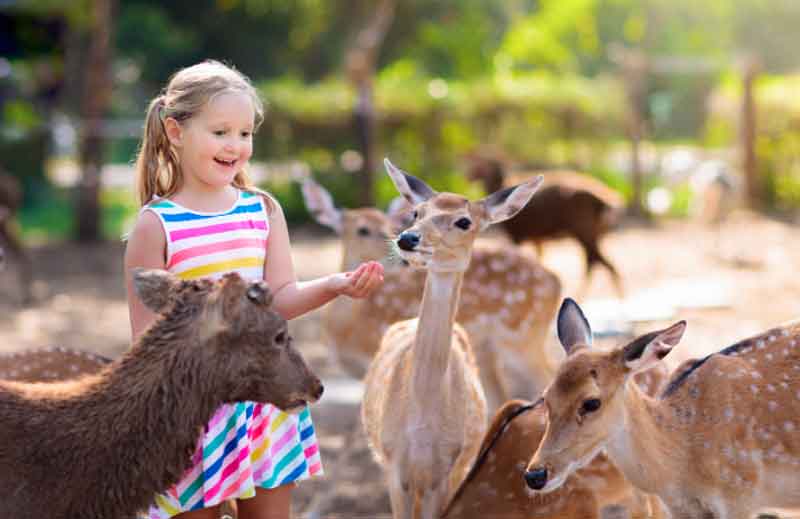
{"left": 167, "top": 91, "right": 255, "bottom": 191}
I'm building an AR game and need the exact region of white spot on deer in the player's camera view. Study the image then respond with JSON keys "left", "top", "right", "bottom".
{"left": 766, "top": 353, "right": 774, "bottom": 361}
{"left": 767, "top": 384, "right": 776, "bottom": 393}
{"left": 782, "top": 329, "right": 790, "bottom": 337}
{"left": 750, "top": 385, "right": 759, "bottom": 395}
{"left": 781, "top": 382, "right": 790, "bottom": 390}
{"left": 784, "top": 349, "right": 790, "bottom": 357}
{"left": 768, "top": 335, "right": 777, "bottom": 342}
{"left": 768, "top": 401, "right": 778, "bottom": 411}
{"left": 749, "top": 358, "right": 758, "bottom": 365}
{"left": 785, "top": 421, "right": 795, "bottom": 432}
{"left": 724, "top": 407, "right": 734, "bottom": 421}
{"left": 756, "top": 340, "right": 766, "bottom": 350}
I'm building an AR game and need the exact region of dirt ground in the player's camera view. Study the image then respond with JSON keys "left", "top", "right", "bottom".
{"left": 2, "top": 211, "right": 800, "bottom": 518}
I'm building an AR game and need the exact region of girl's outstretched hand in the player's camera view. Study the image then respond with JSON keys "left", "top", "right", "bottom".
{"left": 328, "top": 260, "right": 384, "bottom": 299}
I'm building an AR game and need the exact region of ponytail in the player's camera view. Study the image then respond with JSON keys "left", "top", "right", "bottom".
{"left": 134, "top": 96, "right": 183, "bottom": 206}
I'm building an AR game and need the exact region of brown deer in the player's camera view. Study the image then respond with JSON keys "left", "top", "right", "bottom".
{"left": 0, "top": 269, "right": 323, "bottom": 519}
{"left": 0, "top": 171, "right": 33, "bottom": 303}
{"left": 442, "top": 370, "right": 668, "bottom": 519}
{"left": 466, "top": 155, "right": 624, "bottom": 296}
{"left": 526, "top": 297, "right": 800, "bottom": 519}
{"left": 302, "top": 178, "right": 562, "bottom": 410}
{"left": 361, "top": 159, "right": 543, "bottom": 519}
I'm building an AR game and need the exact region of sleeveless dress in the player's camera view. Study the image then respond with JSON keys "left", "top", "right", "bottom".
{"left": 141, "top": 190, "right": 323, "bottom": 518}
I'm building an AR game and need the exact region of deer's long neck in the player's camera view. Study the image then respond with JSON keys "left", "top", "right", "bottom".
{"left": 605, "top": 383, "right": 682, "bottom": 494}
{"left": 410, "top": 269, "right": 464, "bottom": 400}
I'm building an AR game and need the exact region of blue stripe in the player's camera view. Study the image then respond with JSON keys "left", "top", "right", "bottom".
{"left": 202, "top": 405, "right": 253, "bottom": 481}
{"left": 279, "top": 459, "right": 308, "bottom": 486}
{"left": 300, "top": 424, "right": 314, "bottom": 442}
{"left": 160, "top": 202, "right": 263, "bottom": 222}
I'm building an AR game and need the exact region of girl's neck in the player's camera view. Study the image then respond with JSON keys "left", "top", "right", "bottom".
{"left": 172, "top": 184, "right": 239, "bottom": 213}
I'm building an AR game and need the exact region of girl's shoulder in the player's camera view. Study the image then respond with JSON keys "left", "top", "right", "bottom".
{"left": 125, "top": 206, "right": 166, "bottom": 247}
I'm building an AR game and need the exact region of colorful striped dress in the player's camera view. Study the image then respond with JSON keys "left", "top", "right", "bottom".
{"left": 141, "top": 189, "right": 323, "bottom": 518}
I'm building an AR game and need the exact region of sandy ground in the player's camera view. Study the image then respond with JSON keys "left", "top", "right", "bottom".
{"left": 1, "top": 211, "right": 800, "bottom": 518}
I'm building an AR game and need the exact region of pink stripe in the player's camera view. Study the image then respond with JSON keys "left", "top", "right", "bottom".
{"left": 270, "top": 427, "right": 297, "bottom": 457}
{"left": 253, "top": 456, "right": 272, "bottom": 482}
{"left": 170, "top": 220, "right": 267, "bottom": 241}
{"left": 206, "top": 447, "right": 251, "bottom": 501}
{"left": 218, "top": 467, "right": 254, "bottom": 502}
{"left": 304, "top": 444, "right": 319, "bottom": 458}
{"left": 168, "top": 238, "right": 266, "bottom": 268}
{"left": 309, "top": 461, "right": 322, "bottom": 475}
{"left": 248, "top": 417, "right": 269, "bottom": 444}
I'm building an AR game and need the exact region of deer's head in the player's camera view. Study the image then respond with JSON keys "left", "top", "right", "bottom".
{"left": 524, "top": 298, "right": 685, "bottom": 493}
{"left": 301, "top": 177, "right": 413, "bottom": 270}
{"left": 132, "top": 269, "right": 323, "bottom": 413}
{"left": 384, "top": 158, "right": 542, "bottom": 272}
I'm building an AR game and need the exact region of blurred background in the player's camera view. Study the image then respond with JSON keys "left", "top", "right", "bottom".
{"left": 3, "top": 1, "right": 800, "bottom": 516}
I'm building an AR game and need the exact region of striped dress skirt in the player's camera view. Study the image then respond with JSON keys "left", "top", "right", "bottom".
{"left": 144, "top": 402, "right": 323, "bottom": 517}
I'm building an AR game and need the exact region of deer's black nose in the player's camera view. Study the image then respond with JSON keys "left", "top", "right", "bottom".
{"left": 524, "top": 468, "right": 548, "bottom": 490}
{"left": 397, "top": 231, "right": 420, "bottom": 251}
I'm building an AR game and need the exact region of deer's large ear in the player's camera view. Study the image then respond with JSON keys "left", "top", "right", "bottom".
{"left": 384, "top": 158, "right": 436, "bottom": 205}
{"left": 301, "top": 178, "right": 343, "bottom": 234}
{"left": 132, "top": 268, "right": 179, "bottom": 313}
{"left": 622, "top": 321, "right": 686, "bottom": 374}
{"left": 557, "top": 298, "right": 593, "bottom": 354}
{"left": 478, "top": 175, "right": 543, "bottom": 228}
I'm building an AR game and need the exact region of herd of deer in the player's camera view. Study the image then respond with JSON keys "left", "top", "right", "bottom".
{"left": 0, "top": 157, "right": 795, "bottom": 519}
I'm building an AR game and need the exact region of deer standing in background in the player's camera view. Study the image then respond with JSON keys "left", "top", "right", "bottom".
{"left": 361, "top": 159, "right": 543, "bottom": 519}
{"left": 466, "top": 155, "right": 624, "bottom": 296}
{"left": 0, "top": 171, "right": 33, "bottom": 304}
{"left": 302, "top": 178, "right": 562, "bottom": 410}
{"left": 527, "top": 298, "right": 800, "bottom": 519}
{"left": 0, "top": 347, "right": 111, "bottom": 382}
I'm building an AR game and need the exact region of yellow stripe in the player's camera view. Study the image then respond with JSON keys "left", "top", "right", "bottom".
{"left": 270, "top": 411, "right": 289, "bottom": 433}
{"left": 250, "top": 439, "right": 270, "bottom": 462}
{"left": 154, "top": 494, "right": 179, "bottom": 515}
{"left": 177, "top": 257, "right": 263, "bottom": 280}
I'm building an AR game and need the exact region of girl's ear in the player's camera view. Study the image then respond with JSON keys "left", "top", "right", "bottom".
{"left": 164, "top": 117, "right": 184, "bottom": 148}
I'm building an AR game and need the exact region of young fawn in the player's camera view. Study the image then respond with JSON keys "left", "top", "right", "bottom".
{"left": 526, "top": 298, "right": 800, "bottom": 519}
{"left": 302, "top": 178, "right": 562, "bottom": 410}
{"left": 361, "top": 159, "right": 543, "bottom": 519}
{"left": 0, "top": 270, "right": 322, "bottom": 519}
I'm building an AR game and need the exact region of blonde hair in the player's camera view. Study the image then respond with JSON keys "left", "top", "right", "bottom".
{"left": 134, "top": 60, "right": 271, "bottom": 208}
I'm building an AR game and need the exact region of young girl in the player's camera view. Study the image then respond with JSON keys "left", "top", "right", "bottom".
{"left": 125, "top": 60, "right": 384, "bottom": 519}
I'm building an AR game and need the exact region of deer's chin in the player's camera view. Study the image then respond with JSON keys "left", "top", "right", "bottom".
{"left": 396, "top": 249, "right": 431, "bottom": 269}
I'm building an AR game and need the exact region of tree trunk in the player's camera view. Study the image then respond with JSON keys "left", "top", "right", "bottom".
{"left": 740, "top": 56, "right": 760, "bottom": 209}
{"left": 76, "top": 0, "right": 115, "bottom": 242}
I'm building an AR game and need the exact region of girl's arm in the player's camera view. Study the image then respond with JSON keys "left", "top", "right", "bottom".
{"left": 124, "top": 210, "right": 168, "bottom": 341}
{"left": 264, "top": 200, "right": 383, "bottom": 321}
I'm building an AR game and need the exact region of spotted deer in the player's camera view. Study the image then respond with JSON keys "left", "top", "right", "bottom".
{"left": 361, "top": 159, "right": 543, "bottom": 519}
{"left": 302, "top": 178, "right": 562, "bottom": 410}
{"left": 0, "top": 270, "right": 322, "bottom": 519}
{"left": 526, "top": 298, "right": 800, "bottom": 519}
{"left": 442, "top": 366, "right": 668, "bottom": 519}
{"left": 0, "top": 348, "right": 111, "bottom": 382}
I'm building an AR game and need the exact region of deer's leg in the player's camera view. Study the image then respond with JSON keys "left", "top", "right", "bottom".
{"left": 387, "top": 468, "right": 415, "bottom": 519}
{"left": 419, "top": 484, "right": 448, "bottom": 519}
{"left": 582, "top": 238, "right": 623, "bottom": 298}
{"left": 0, "top": 221, "right": 32, "bottom": 304}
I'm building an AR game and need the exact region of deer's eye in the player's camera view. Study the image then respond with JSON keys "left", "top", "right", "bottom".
{"left": 357, "top": 227, "right": 371, "bottom": 237}
{"left": 274, "top": 331, "right": 288, "bottom": 345}
{"left": 579, "top": 398, "right": 601, "bottom": 416}
{"left": 454, "top": 217, "right": 471, "bottom": 230}
{"left": 412, "top": 210, "right": 419, "bottom": 220}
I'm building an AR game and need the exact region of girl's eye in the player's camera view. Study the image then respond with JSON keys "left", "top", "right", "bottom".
{"left": 241, "top": 131, "right": 252, "bottom": 138}
{"left": 213, "top": 130, "right": 226, "bottom": 136}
